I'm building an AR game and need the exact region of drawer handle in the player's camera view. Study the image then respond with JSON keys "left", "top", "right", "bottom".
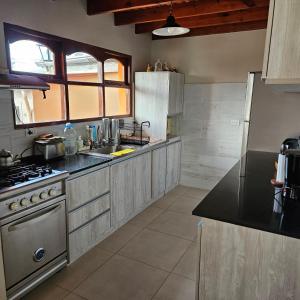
{"left": 8, "top": 204, "right": 62, "bottom": 232}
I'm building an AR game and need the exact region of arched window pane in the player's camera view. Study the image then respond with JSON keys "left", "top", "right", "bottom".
{"left": 66, "top": 52, "right": 102, "bottom": 83}
{"left": 9, "top": 40, "right": 55, "bottom": 75}
{"left": 104, "top": 59, "right": 125, "bottom": 82}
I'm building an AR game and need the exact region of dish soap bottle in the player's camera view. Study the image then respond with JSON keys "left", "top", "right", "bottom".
{"left": 64, "top": 123, "right": 77, "bottom": 156}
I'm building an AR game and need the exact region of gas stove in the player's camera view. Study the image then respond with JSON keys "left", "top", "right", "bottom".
{"left": 0, "top": 164, "right": 53, "bottom": 188}
{"left": 0, "top": 163, "right": 67, "bottom": 197}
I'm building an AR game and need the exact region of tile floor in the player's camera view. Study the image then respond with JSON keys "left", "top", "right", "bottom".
{"left": 23, "top": 185, "right": 208, "bottom": 300}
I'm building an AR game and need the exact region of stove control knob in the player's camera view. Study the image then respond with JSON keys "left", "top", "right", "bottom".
{"left": 39, "top": 192, "right": 48, "bottom": 200}
{"left": 9, "top": 202, "right": 19, "bottom": 211}
{"left": 48, "top": 189, "right": 58, "bottom": 197}
{"left": 20, "top": 198, "right": 30, "bottom": 207}
{"left": 31, "top": 194, "right": 39, "bottom": 203}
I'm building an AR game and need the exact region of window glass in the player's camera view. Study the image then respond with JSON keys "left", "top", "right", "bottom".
{"left": 14, "top": 84, "right": 66, "bottom": 124}
{"left": 9, "top": 40, "right": 55, "bottom": 75}
{"left": 105, "top": 87, "right": 130, "bottom": 116}
{"left": 66, "top": 52, "right": 102, "bottom": 83}
{"left": 104, "top": 59, "right": 124, "bottom": 82}
{"left": 68, "top": 85, "right": 103, "bottom": 119}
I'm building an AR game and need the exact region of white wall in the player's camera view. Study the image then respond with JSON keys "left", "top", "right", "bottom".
{"left": 0, "top": 0, "right": 151, "bottom": 155}
{"left": 248, "top": 74, "right": 300, "bottom": 152}
{"left": 181, "top": 83, "right": 246, "bottom": 190}
{"left": 151, "top": 30, "right": 267, "bottom": 189}
{"left": 151, "top": 30, "right": 266, "bottom": 83}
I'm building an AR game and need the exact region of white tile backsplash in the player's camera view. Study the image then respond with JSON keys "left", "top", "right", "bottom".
{"left": 180, "top": 83, "right": 246, "bottom": 190}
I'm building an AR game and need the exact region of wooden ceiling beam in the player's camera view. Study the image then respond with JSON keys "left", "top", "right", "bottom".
{"left": 87, "top": 0, "right": 186, "bottom": 15}
{"left": 115, "top": 0, "right": 269, "bottom": 26}
{"left": 135, "top": 6, "right": 268, "bottom": 34}
{"left": 152, "top": 19, "right": 267, "bottom": 39}
{"left": 241, "top": 0, "right": 256, "bottom": 7}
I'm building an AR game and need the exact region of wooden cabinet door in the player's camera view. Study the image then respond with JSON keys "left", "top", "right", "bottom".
{"left": 132, "top": 152, "right": 152, "bottom": 210}
{"left": 152, "top": 146, "right": 167, "bottom": 201}
{"left": 67, "top": 167, "right": 109, "bottom": 211}
{"left": 198, "top": 218, "right": 300, "bottom": 300}
{"left": 111, "top": 159, "right": 134, "bottom": 226}
{"left": 168, "top": 73, "right": 184, "bottom": 115}
{"left": 264, "top": 0, "right": 300, "bottom": 83}
{"left": 166, "top": 142, "right": 181, "bottom": 193}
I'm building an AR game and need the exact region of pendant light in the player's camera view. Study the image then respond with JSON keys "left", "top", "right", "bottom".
{"left": 152, "top": 1, "right": 190, "bottom": 37}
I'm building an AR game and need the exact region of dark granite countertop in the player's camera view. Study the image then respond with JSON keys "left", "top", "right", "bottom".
{"left": 23, "top": 154, "right": 111, "bottom": 174}
{"left": 192, "top": 151, "right": 300, "bottom": 239}
{"left": 48, "top": 155, "right": 112, "bottom": 174}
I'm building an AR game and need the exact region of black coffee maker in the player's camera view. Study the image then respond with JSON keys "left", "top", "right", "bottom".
{"left": 285, "top": 151, "right": 300, "bottom": 200}
{"left": 282, "top": 138, "right": 300, "bottom": 200}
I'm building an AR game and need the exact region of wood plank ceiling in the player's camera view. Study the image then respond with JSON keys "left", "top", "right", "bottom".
{"left": 87, "top": 0, "right": 270, "bottom": 39}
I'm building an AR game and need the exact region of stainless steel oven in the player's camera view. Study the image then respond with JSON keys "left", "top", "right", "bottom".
{"left": 0, "top": 166, "right": 68, "bottom": 300}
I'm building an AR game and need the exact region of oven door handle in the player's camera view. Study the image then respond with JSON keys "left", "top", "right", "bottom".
{"left": 8, "top": 204, "right": 62, "bottom": 232}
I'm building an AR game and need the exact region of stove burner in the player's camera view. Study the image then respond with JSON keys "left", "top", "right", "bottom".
{"left": 0, "top": 164, "right": 53, "bottom": 190}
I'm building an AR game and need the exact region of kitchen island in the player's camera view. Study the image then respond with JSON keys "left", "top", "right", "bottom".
{"left": 192, "top": 151, "right": 300, "bottom": 300}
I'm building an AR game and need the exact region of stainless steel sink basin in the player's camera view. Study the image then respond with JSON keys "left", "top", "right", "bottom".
{"left": 79, "top": 145, "right": 139, "bottom": 157}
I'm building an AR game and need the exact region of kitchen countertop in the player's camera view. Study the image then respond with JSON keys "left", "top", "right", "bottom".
{"left": 192, "top": 151, "right": 300, "bottom": 240}
{"left": 43, "top": 137, "right": 180, "bottom": 174}
{"left": 47, "top": 155, "right": 111, "bottom": 174}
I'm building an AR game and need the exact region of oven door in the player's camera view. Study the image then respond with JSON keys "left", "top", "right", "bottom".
{"left": 1, "top": 200, "right": 66, "bottom": 289}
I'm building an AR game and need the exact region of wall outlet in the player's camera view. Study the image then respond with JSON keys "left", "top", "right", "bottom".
{"left": 230, "top": 119, "right": 240, "bottom": 127}
{"left": 25, "top": 128, "right": 36, "bottom": 136}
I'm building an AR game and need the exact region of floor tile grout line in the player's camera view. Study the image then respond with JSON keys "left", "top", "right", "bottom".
{"left": 143, "top": 226, "right": 196, "bottom": 242}
{"left": 168, "top": 239, "right": 194, "bottom": 274}
{"left": 117, "top": 252, "right": 173, "bottom": 274}
{"left": 56, "top": 250, "right": 116, "bottom": 293}
{"left": 171, "top": 269, "right": 196, "bottom": 282}
{"left": 150, "top": 270, "right": 173, "bottom": 300}
{"left": 128, "top": 208, "right": 165, "bottom": 229}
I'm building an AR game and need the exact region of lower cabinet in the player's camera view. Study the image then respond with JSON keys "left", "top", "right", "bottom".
{"left": 111, "top": 158, "right": 134, "bottom": 227}
{"left": 166, "top": 141, "right": 181, "bottom": 193}
{"left": 152, "top": 146, "right": 167, "bottom": 201}
{"left": 69, "top": 211, "right": 111, "bottom": 262}
{"left": 66, "top": 166, "right": 112, "bottom": 263}
{"left": 133, "top": 152, "right": 152, "bottom": 209}
{"left": 67, "top": 143, "right": 181, "bottom": 263}
{"left": 196, "top": 218, "right": 300, "bottom": 300}
{"left": 111, "top": 152, "right": 152, "bottom": 227}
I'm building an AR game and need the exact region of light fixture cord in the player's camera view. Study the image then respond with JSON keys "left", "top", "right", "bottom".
{"left": 169, "top": 0, "right": 173, "bottom": 16}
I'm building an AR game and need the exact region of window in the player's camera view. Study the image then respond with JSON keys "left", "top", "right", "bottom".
{"left": 105, "top": 87, "right": 130, "bottom": 116}
{"left": 104, "top": 58, "right": 124, "bottom": 82}
{"left": 4, "top": 23, "right": 132, "bottom": 128}
{"left": 66, "top": 52, "right": 102, "bottom": 83}
{"left": 14, "top": 84, "right": 66, "bottom": 125}
{"left": 9, "top": 40, "right": 55, "bottom": 75}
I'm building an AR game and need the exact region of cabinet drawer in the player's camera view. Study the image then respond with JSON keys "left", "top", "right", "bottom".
{"left": 67, "top": 167, "right": 109, "bottom": 211}
{"left": 68, "top": 193, "right": 110, "bottom": 233}
{"left": 68, "top": 211, "right": 111, "bottom": 262}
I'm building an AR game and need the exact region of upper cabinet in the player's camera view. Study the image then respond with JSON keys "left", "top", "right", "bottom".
{"left": 135, "top": 72, "right": 184, "bottom": 140}
{"left": 262, "top": 0, "right": 300, "bottom": 84}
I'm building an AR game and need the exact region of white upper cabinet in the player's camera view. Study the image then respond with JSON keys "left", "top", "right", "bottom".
{"left": 135, "top": 72, "right": 184, "bottom": 140}
{"left": 262, "top": 0, "right": 300, "bottom": 84}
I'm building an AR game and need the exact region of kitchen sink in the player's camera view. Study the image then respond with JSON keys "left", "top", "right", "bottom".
{"left": 79, "top": 145, "right": 140, "bottom": 157}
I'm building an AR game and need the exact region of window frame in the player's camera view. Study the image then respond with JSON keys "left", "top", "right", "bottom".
{"left": 4, "top": 23, "right": 132, "bottom": 129}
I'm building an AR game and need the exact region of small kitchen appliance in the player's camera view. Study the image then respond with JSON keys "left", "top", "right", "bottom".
{"left": 284, "top": 149, "right": 300, "bottom": 200}
{"left": 34, "top": 134, "right": 65, "bottom": 160}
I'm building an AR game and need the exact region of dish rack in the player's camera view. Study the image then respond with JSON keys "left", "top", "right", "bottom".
{"left": 120, "top": 121, "right": 150, "bottom": 146}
